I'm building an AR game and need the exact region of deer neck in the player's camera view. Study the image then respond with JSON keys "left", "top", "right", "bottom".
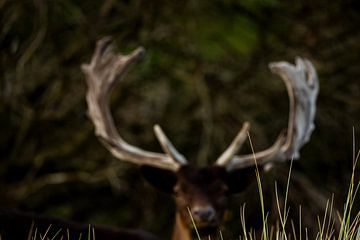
{"left": 172, "top": 212, "right": 219, "bottom": 240}
{"left": 172, "top": 212, "right": 192, "bottom": 240}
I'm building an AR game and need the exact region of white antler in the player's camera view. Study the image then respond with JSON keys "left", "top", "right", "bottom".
{"left": 82, "top": 37, "right": 187, "bottom": 171}
{"left": 215, "top": 57, "right": 319, "bottom": 170}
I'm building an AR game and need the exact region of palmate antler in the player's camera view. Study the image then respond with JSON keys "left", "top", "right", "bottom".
{"left": 81, "top": 37, "right": 187, "bottom": 171}
{"left": 215, "top": 58, "right": 319, "bottom": 170}
{"left": 82, "top": 37, "right": 318, "bottom": 173}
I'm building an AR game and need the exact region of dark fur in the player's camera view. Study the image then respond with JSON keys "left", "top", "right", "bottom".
{"left": 142, "top": 165, "right": 257, "bottom": 238}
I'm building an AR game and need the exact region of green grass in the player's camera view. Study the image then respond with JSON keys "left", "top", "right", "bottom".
{"left": 236, "top": 133, "right": 360, "bottom": 240}
{"left": 24, "top": 224, "right": 95, "bottom": 240}
{"left": 190, "top": 131, "right": 360, "bottom": 240}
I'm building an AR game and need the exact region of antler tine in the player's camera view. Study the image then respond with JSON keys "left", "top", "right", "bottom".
{"left": 153, "top": 125, "right": 188, "bottom": 165}
{"left": 215, "top": 122, "right": 250, "bottom": 166}
{"left": 221, "top": 57, "right": 318, "bottom": 171}
{"left": 82, "top": 37, "right": 183, "bottom": 171}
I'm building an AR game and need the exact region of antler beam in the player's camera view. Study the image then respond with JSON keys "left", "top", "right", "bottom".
{"left": 216, "top": 57, "right": 319, "bottom": 170}
{"left": 82, "top": 37, "right": 186, "bottom": 171}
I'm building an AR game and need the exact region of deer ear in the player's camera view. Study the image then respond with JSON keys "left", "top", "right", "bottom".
{"left": 141, "top": 166, "right": 178, "bottom": 193}
{"left": 223, "top": 167, "right": 260, "bottom": 194}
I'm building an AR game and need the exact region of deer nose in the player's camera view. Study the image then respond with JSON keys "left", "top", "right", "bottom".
{"left": 192, "top": 206, "right": 216, "bottom": 223}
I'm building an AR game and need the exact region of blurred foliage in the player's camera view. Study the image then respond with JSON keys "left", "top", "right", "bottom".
{"left": 0, "top": 0, "right": 360, "bottom": 239}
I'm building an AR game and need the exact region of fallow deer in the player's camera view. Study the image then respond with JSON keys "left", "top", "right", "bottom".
{"left": 81, "top": 37, "right": 319, "bottom": 240}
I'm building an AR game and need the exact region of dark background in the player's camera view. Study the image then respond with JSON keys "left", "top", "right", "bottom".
{"left": 1, "top": 0, "right": 359, "bottom": 239}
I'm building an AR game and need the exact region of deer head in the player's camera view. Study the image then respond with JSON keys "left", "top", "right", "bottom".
{"left": 81, "top": 37, "right": 319, "bottom": 240}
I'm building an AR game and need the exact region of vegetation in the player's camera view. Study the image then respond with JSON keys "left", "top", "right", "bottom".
{"left": 0, "top": 0, "right": 359, "bottom": 239}
{"left": 26, "top": 225, "right": 95, "bottom": 240}
{"left": 191, "top": 135, "right": 360, "bottom": 240}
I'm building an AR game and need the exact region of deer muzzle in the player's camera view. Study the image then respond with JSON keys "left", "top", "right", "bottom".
{"left": 191, "top": 205, "right": 216, "bottom": 224}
